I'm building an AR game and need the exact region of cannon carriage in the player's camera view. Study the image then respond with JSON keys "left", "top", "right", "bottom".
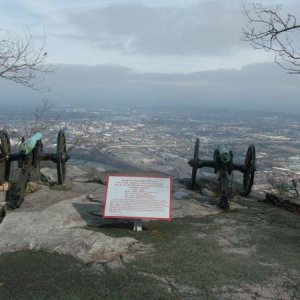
{"left": 188, "top": 138, "right": 256, "bottom": 209}
{"left": 0, "top": 130, "right": 69, "bottom": 209}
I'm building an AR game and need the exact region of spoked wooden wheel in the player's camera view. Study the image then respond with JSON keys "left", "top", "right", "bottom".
{"left": 56, "top": 130, "right": 67, "bottom": 184}
{"left": 191, "top": 138, "right": 200, "bottom": 190}
{"left": 242, "top": 144, "right": 256, "bottom": 196}
{"left": 0, "top": 130, "right": 11, "bottom": 184}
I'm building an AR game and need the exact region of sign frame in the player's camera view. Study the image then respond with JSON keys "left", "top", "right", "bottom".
{"left": 103, "top": 174, "right": 172, "bottom": 220}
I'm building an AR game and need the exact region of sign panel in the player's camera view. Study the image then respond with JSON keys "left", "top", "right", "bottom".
{"left": 103, "top": 175, "right": 172, "bottom": 220}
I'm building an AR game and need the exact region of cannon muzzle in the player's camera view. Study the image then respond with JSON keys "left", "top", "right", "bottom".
{"left": 217, "top": 144, "right": 232, "bottom": 164}
{"left": 19, "top": 132, "right": 43, "bottom": 155}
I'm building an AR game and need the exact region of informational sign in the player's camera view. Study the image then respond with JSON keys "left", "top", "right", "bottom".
{"left": 103, "top": 175, "right": 172, "bottom": 220}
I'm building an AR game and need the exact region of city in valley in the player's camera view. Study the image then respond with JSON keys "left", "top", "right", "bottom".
{"left": 2, "top": 104, "right": 300, "bottom": 195}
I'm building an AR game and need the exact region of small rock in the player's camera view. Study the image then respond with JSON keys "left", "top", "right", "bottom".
{"left": 201, "top": 188, "right": 216, "bottom": 197}
{"left": 107, "top": 259, "right": 124, "bottom": 270}
{"left": 26, "top": 182, "right": 40, "bottom": 193}
{"left": 72, "top": 177, "right": 90, "bottom": 183}
{"left": 92, "top": 173, "right": 107, "bottom": 185}
{"left": 173, "top": 190, "right": 190, "bottom": 200}
{"left": 87, "top": 193, "right": 96, "bottom": 201}
{"left": 0, "top": 182, "right": 10, "bottom": 192}
{"left": 40, "top": 167, "right": 58, "bottom": 183}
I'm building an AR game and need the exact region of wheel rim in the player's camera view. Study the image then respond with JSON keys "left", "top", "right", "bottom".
{"left": 0, "top": 130, "right": 11, "bottom": 184}
{"left": 243, "top": 144, "right": 256, "bottom": 196}
{"left": 57, "top": 130, "right": 67, "bottom": 184}
{"left": 191, "top": 138, "right": 199, "bottom": 189}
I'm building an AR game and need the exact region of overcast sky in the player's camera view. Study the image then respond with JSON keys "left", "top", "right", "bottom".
{"left": 0, "top": 0, "right": 299, "bottom": 112}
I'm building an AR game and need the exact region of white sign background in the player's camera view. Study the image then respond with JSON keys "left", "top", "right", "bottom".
{"left": 103, "top": 175, "right": 172, "bottom": 220}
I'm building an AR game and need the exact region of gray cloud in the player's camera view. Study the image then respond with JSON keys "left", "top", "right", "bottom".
{"left": 67, "top": 1, "right": 246, "bottom": 56}
{"left": 1, "top": 62, "right": 299, "bottom": 113}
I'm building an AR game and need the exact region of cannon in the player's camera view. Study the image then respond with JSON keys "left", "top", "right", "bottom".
{"left": 188, "top": 138, "right": 256, "bottom": 209}
{"left": 0, "top": 130, "right": 69, "bottom": 209}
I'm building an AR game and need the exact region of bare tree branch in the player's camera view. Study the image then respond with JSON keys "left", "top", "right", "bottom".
{"left": 66, "top": 121, "right": 92, "bottom": 156}
{"left": 267, "top": 170, "right": 300, "bottom": 196}
{"left": 30, "top": 99, "right": 57, "bottom": 136}
{"left": 243, "top": 3, "right": 300, "bottom": 74}
{"left": 0, "top": 30, "right": 51, "bottom": 90}
{"left": 20, "top": 99, "right": 58, "bottom": 145}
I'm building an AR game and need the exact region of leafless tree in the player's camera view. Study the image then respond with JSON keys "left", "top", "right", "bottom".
{"left": 0, "top": 30, "right": 50, "bottom": 89}
{"left": 66, "top": 127, "right": 91, "bottom": 154}
{"left": 243, "top": 3, "right": 300, "bottom": 74}
{"left": 21, "top": 99, "right": 91, "bottom": 159}
{"left": 26, "top": 99, "right": 56, "bottom": 136}
{"left": 13, "top": 99, "right": 58, "bottom": 151}
{"left": 266, "top": 170, "right": 300, "bottom": 196}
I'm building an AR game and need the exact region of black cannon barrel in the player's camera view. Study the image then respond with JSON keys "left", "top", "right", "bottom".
{"left": 199, "top": 159, "right": 215, "bottom": 169}
{"left": 232, "top": 163, "right": 246, "bottom": 173}
{"left": 8, "top": 153, "right": 21, "bottom": 162}
{"left": 39, "top": 152, "right": 70, "bottom": 163}
{"left": 188, "top": 158, "right": 215, "bottom": 169}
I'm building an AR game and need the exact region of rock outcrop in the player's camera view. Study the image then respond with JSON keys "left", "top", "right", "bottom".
{"left": 0, "top": 165, "right": 221, "bottom": 264}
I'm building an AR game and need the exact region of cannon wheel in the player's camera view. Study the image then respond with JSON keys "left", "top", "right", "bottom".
{"left": 242, "top": 144, "right": 256, "bottom": 196}
{"left": 191, "top": 138, "right": 200, "bottom": 189}
{"left": 0, "top": 130, "right": 11, "bottom": 184}
{"left": 56, "top": 130, "right": 67, "bottom": 184}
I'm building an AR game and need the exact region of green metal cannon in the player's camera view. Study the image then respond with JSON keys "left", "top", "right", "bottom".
{"left": 0, "top": 130, "right": 69, "bottom": 209}
{"left": 188, "top": 139, "right": 256, "bottom": 209}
